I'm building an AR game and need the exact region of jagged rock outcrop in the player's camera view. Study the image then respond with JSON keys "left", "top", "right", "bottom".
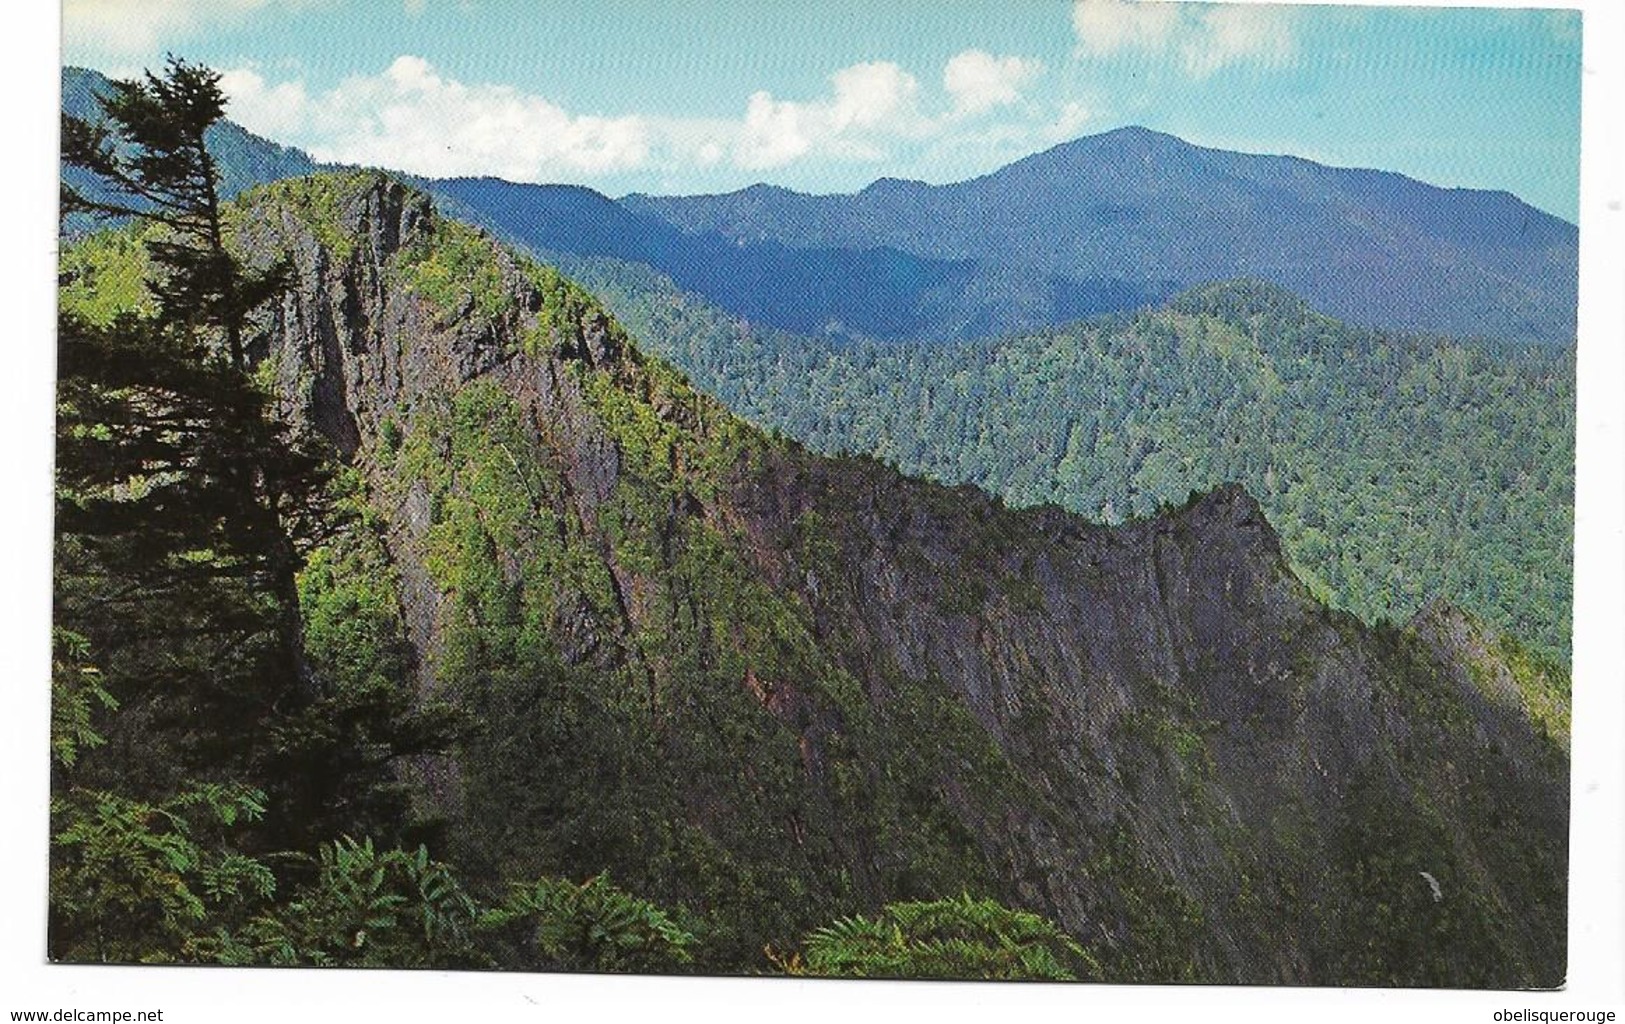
{"left": 232, "top": 172, "right": 1568, "bottom": 986}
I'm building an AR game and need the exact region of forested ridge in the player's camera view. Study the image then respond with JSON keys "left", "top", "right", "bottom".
{"left": 563, "top": 258, "right": 1575, "bottom": 662}
{"left": 51, "top": 62, "right": 1570, "bottom": 986}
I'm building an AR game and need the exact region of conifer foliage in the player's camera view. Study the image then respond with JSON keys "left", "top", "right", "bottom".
{"left": 61, "top": 57, "right": 288, "bottom": 365}
{"left": 59, "top": 58, "right": 331, "bottom": 828}
{"left": 52, "top": 58, "right": 459, "bottom": 958}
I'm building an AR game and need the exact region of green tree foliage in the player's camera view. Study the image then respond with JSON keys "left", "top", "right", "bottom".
{"left": 57, "top": 57, "right": 330, "bottom": 818}
{"left": 61, "top": 57, "right": 288, "bottom": 366}
{"left": 49, "top": 768, "right": 275, "bottom": 962}
{"left": 54, "top": 310, "right": 332, "bottom": 799}
{"left": 48, "top": 613, "right": 277, "bottom": 964}
{"left": 60, "top": 56, "right": 313, "bottom": 730}
{"left": 49, "top": 628, "right": 116, "bottom": 772}
{"left": 774, "top": 895, "right": 1098, "bottom": 981}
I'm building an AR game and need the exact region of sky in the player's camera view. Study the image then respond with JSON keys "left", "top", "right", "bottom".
{"left": 60, "top": 0, "right": 1583, "bottom": 219}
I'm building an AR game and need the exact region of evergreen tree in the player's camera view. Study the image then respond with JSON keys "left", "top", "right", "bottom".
{"left": 61, "top": 57, "right": 286, "bottom": 367}
{"left": 57, "top": 58, "right": 456, "bottom": 859}
{"left": 61, "top": 57, "right": 313, "bottom": 696}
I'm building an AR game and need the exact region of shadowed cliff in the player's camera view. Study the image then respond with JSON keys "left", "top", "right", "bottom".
{"left": 226, "top": 172, "right": 1568, "bottom": 986}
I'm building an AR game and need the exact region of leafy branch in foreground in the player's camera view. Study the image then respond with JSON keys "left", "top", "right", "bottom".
{"left": 49, "top": 778, "right": 273, "bottom": 964}
{"left": 480, "top": 873, "right": 697, "bottom": 973}
{"left": 191, "top": 837, "right": 484, "bottom": 968}
{"left": 770, "top": 894, "right": 1099, "bottom": 981}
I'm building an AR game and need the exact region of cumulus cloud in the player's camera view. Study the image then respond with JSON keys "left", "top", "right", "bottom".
{"left": 64, "top": 0, "right": 304, "bottom": 56}
{"left": 737, "top": 91, "right": 812, "bottom": 170}
{"left": 217, "top": 67, "right": 312, "bottom": 139}
{"left": 225, "top": 55, "right": 945, "bottom": 179}
{"left": 1072, "top": 0, "right": 1180, "bottom": 55}
{"left": 943, "top": 50, "right": 1044, "bottom": 116}
{"left": 828, "top": 62, "right": 920, "bottom": 130}
{"left": 221, "top": 56, "right": 650, "bottom": 178}
{"left": 1185, "top": 4, "right": 1295, "bottom": 76}
{"left": 733, "top": 61, "right": 924, "bottom": 170}
{"left": 1072, "top": 0, "right": 1296, "bottom": 76}
{"left": 217, "top": 51, "right": 1103, "bottom": 189}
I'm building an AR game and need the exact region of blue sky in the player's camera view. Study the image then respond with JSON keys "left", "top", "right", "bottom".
{"left": 62, "top": 0, "right": 1583, "bottom": 220}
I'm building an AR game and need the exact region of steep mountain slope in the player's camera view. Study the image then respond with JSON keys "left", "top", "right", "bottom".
{"left": 564, "top": 263, "right": 1575, "bottom": 661}
{"left": 622, "top": 126, "right": 1578, "bottom": 345}
{"left": 222, "top": 172, "right": 1567, "bottom": 985}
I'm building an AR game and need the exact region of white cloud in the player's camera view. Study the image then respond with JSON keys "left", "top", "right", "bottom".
{"left": 217, "top": 52, "right": 1107, "bottom": 190}
{"left": 1072, "top": 0, "right": 1297, "bottom": 77}
{"left": 63, "top": 0, "right": 303, "bottom": 56}
{"left": 1047, "top": 100, "right": 1094, "bottom": 141}
{"left": 221, "top": 56, "right": 650, "bottom": 178}
{"left": 943, "top": 50, "right": 1044, "bottom": 116}
{"left": 217, "top": 67, "right": 311, "bottom": 139}
{"left": 737, "top": 91, "right": 811, "bottom": 170}
{"left": 1184, "top": 4, "right": 1295, "bottom": 75}
{"left": 225, "top": 56, "right": 938, "bottom": 180}
{"left": 733, "top": 61, "right": 924, "bottom": 171}
{"left": 828, "top": 61, "right": 919, "bottom": 130}
{"left": 1071, "top": 0, "right": 1180, "bottom": 55}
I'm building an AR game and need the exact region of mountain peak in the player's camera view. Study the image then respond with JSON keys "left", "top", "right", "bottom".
{"left": 1092, "top": 124, "right": 1184, "bottom": 144}
{"left": 1026, "top": 124, "right": 1193, "bottom": 163}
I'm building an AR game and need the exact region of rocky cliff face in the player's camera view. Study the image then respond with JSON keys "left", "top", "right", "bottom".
{"left": 232, "top": 172, "right": 1568, "bottom": 986}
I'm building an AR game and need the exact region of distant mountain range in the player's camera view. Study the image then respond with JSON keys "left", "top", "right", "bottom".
{"left": 429, "top": 177, "right": 1005, "bottom": 342}
{"left": 63, "top": 66, "right": 1577, "bottom": 346}
{"left": 618, "top": 127, "right": 1577, "bottom": 345}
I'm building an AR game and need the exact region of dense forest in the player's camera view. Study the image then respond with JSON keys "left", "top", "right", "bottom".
{"left": 52, "top": 61, "right": 1570, "bottom": 985}
{"left": 562, "top": 256, "right": 1575, "bottom": 662}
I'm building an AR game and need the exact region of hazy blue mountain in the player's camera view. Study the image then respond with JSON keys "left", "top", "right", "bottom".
{"left": 622, "top": 126, "right": 1578, "bottom": 345}
{"left": 432, "top": 177, "right": 1164, "bottom": 343}
{"left": 431, "top": 177, "right": 1003, "bottom": 342}
{"left": 62, "top": 67, "right": 1575, "bottom": 345}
